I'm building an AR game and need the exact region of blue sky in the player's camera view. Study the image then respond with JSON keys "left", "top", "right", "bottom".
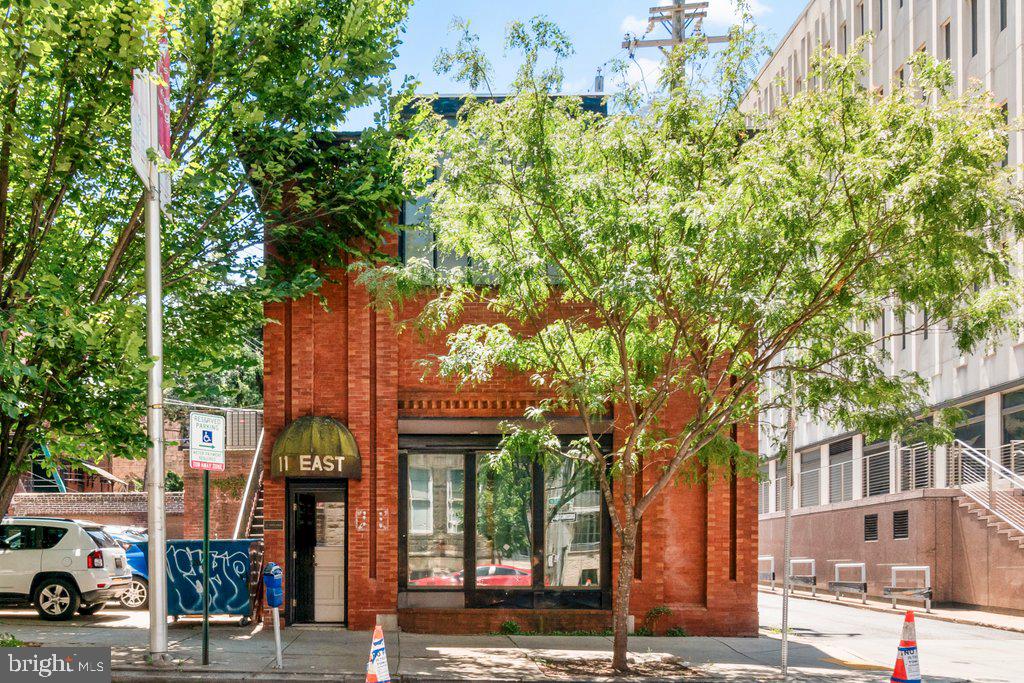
{"left": 345, "top": 0, "right": 803, "bottom": 128}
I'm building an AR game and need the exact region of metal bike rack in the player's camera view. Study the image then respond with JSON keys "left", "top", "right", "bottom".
{"left": 788, "top": 558, "right": 817, "bottom": 597}
{"left": 758, "top": 555, "right": 776, "bottom": 591}
{"left": 828, "top": 562, "right": 867, "bottom": 604}
{"left": 884, "top": 565, "right": 932, "bottom": 613}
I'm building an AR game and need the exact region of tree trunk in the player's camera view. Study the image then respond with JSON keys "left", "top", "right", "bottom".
{"left": 612, "top": 524, "right": 638, "bottom": 673}
{"left": 0, "top": 461, "right": 22, "bottom": 520}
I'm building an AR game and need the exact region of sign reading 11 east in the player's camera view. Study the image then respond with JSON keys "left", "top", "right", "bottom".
{"left": 189, "top": 412, "right": 225, "bottom": 472}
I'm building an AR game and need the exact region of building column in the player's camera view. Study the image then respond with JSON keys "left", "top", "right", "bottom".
{"left": 768, "top": 459, "right": 778, "bottom": 513}
{"left": 819, "top": 443, "right": 831, "bottom": 505}
{"left": 793, "top": 450, "right": 803, "bottom": 509}
{"left": 852, "top": 433, "right": 865, "bottom": 500}
{"left": 889, "top": 437, "right": 900, "bottom": 494}
{"left": 985, "top": 392, "right": 1003, "bottom": 457}
{"left": 934, "top": 443, "right": 948, "bottom": 488}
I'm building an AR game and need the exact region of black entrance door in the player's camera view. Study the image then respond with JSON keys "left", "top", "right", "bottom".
{"left": 292, "top": 492, "right": 317, "bottom": 623}
{"left": 287, "top": 479, "right": 347, "bottom": 624}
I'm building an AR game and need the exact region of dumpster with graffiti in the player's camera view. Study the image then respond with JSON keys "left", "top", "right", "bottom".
{"left": 135, "top": 539, "right": 258, "bottom": 623}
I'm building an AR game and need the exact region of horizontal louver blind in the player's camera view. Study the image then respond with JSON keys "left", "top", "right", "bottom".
{"left": 893, "top": 510, "right": 909, "bottom": 539}
{"left": 864, "top": 514, "right": 879, "bottom": 541}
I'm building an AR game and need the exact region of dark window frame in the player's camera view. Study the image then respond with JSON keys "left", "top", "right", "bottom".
{"left": 398, "top": 434, "right": 614, "bottom": 610}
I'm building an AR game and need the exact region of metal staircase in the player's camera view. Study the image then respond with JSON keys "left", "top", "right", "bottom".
{"left": 233, "top": 429, "right": 266, "bottom": 622}
{"left": 949, "top": 439, "right": 1024, "bottom": 549}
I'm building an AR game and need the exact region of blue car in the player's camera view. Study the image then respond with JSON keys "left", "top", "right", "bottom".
{"left": 104, "top": 527, "right": 149, "bottom": 610}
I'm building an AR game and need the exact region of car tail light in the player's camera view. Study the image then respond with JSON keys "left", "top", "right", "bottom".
{"left": 87, "top": 550, "right": 104, "bottom": 569}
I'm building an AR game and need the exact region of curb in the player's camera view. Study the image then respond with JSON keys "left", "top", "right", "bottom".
{"left": 758, "top": 586, "right": 1024, "bottom": 634}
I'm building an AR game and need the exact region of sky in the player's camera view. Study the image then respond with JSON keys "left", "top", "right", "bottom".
{"left": 345, "top": 0, "right": 805, "bottom": 128}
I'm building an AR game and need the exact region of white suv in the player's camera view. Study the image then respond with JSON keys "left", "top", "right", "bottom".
{"left": 0, "top": 517, "right": 132, "bottom": 620}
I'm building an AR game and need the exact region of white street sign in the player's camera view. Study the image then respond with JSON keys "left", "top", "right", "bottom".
{"left": 130, "top": 42, "right": 172, "bottom": 213}
{"left": 130, "top": 69, "right": 153, "bottom": 187}
{"left": 189, "top": 412, "right": 225, "bottom": 472}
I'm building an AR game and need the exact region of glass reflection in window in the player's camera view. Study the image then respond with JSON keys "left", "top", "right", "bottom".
{"left": 544, "top": 458, "right": 601, "bottom": 588}
{"left": 475, "top": 454, "right": 532, "bottom": 588}
{"left": 406, "top": 453, "right": 464, "bottom": 588}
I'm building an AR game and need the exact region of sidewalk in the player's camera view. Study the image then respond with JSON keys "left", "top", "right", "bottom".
{"left": 758, "top": 585, "right": 1024, "bottom": 634}
{"left": 0, "top": 608, "right": 958, "bottom": 682}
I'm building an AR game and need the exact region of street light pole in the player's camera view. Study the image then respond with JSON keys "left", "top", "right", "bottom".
{"left": 780, "top": 376, "right": 796, "bottom": 679}
{"left": 145, "top": 166, "right": 169, "bottom": 663}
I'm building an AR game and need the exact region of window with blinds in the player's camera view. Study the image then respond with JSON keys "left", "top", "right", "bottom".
{"left": 893, "top": 510, "right": 909, "bottom": 539}
{"left": 864, "top": 514, "right": 879, "bottom": 541}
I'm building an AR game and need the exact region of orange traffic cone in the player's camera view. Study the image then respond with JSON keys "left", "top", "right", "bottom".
{"left": 365, "top": 624, "right": 391, "bottom": 683}
{"left": 890, "top": 611, "right": 921, "bottom": 683}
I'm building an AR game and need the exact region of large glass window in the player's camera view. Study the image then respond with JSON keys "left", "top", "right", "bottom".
{"left": 1002, "top": 389, "right": 1024, "bottom": 475}
{"left": 544, "top": 458, "right": 601, "bottom": 588}
{"left": 954, "top": 401, "right": 986, "bottom": 450}
{"left": 402, "top": 443, "right": 610, "bottom": 606}
{"left": 475, "top": 454, "right": 532, "bottom": 587}
{"left": 406, "top": 453, "right": 464, "bottom": 587}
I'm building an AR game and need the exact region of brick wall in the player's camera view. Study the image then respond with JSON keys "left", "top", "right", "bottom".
{"left": 9, "top": 492, "right": 185, "bottom": 538}
{"left": 182, "top": 449, "right": 257, "bottom": 540}
{"left": 259, "top": 253, "right": 759, "bottom": 636}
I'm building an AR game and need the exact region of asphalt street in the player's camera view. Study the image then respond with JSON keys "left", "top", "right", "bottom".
{"left": 758, "top": 591, "right": 1024, "bottom": 682}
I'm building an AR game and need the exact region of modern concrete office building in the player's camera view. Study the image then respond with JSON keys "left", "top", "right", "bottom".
{"left": 741, "top": 0, "right": 1024, "bottom": 612}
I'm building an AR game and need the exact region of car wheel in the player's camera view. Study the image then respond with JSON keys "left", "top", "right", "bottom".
{"left": 119, "top": 578, "right": 149, "bottom": 610}
{"left": 34, "top": 578, "right": 80, "bottom": 621}
{"left": 78, "top": 602, "right": 107, "bottom": 615}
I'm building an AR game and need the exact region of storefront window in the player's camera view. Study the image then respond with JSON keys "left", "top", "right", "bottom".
{"left": 401, "top": 440, "right": 610, "bottom": 605}
{"left": 406, "top": 453, "right": 464, "bottom": 588}
{"left": 475, "top": 454, "right": 533, "bottom": 588}
{"left": 544, "top": 458, "right": 601, "bottom": 588}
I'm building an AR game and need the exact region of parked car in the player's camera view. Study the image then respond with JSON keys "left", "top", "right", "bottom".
{"left": 0, "top": 517, "right": 132, "bottom": 620}
{"left": 409, "top": 564, "right": 531, "bottom": 587}
{"left": 103, "top": 527, "right": 149, "bottom": 610}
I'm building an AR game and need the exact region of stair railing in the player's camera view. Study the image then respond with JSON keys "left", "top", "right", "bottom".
{"left": 951, "top": 439, "right": 1024, "bottom": 536}
{"left": 233, "top": 427, "right": 265, "bottom": 540}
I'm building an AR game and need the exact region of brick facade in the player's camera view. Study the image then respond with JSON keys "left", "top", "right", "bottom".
{"left": 9, "top": 492, "right": 185, "bottom": 538}
{"left": 259, "top": 260, "right": 759, "bottom": 636}
{"left": 182, "top": 448, "right": 257, "bottom": 540}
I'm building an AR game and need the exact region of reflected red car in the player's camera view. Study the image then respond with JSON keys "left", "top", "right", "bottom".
{"left": 409, "top": 564, "right": 531, "bottom": 587}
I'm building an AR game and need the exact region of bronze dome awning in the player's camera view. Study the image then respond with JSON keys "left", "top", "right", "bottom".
{"left": 270, "top": 415, "right": 361, "bottom": 479}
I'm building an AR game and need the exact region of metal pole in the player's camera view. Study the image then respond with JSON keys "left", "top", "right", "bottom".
{"left": 145, "top": 180, "right": 169, "bottom": 661}
{"left": 272, "top": 607, "right": 283, "bottom": 668}
{"left": 202, "top": 469, "right": 210, "bottom": 665}
{"left": 781, "top": 377, "right": 796, "bottom": 679}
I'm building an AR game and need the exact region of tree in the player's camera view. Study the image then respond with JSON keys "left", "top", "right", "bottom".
{"left": 0, "top": 0, "right": 413, "bottom": 515}
{"left": 361, "top": 17, "right": 1024, "bottom": 673}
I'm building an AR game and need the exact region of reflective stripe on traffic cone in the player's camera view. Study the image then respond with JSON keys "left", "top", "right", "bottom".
{"left": 891, "top": 611, "right": 921, "bottom": 683}
{"left": 366, "top": 624, "right": 391, "bottom": 683}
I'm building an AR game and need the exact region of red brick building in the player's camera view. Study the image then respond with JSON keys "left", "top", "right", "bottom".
{"left": 257, "top": 97, "right": 758, "bottom": 636}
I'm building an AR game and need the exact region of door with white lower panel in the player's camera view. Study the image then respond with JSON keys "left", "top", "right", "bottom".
{"left": 314, "top": 501, "right": 345, "bottom": 622}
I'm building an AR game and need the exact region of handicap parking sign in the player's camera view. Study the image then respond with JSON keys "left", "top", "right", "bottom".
{"left": 189, "top": 412, "right": 225, "bottom": 472}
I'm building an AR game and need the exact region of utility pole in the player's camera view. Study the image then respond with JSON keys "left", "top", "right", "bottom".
{"left": 621, "top": 2, "right": 728, "bottom": 56}
{"left": 132, "top": 33, "right": 172, "bottom": 665}
{"left": 781, "top": 375, "right": 796, "bottom": 680}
